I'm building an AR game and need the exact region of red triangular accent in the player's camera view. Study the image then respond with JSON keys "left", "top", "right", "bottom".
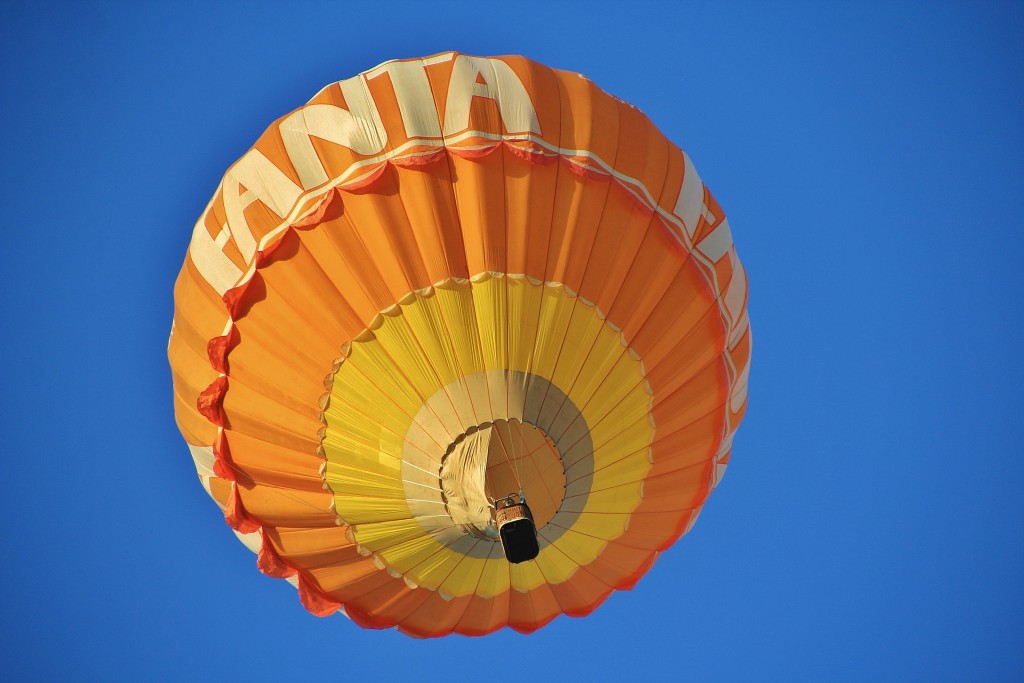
{"left": 257, "top": 532, "right": 296, "bottom": 578}
{"left": 196, "top": 376, "right": 228, "bottom": 426}
{"left": 225, "top": 482, "right": 261, "bottom": 534}
{"left": 207, "top": 326, "right": 239, "bottom": 374}
{"left": 297, "top": 573, "right": 341, "bottom": 617}
{"left": 212, "top": 429, "right": 237, "bottom": 482}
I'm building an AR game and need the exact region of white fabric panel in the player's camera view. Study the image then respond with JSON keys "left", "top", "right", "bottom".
{"left": 696, "top": 218, "right": 733, "bottom": 263}
{"left": 232, "top": 528, "right": 262, "bottom": 555}
{"left": 188, "top": 443, "right": 215, "bottom": 479}
{"left": 724, "top": 254, "right": 747, "bottom": 324}
{"left": 279, "top": 75, "right": 389, "bottom": 188}
{"left": 442, "top": 55, "right": 541, "bottom": 136}
{"left": 730, "top": 360, "right": 750, "bottom": 413}
{"left": 673, "top": 151, "right": 704, "bottom": 238}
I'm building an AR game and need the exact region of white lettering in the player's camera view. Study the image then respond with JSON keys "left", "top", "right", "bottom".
{"left": 674, "top": 151, "right": 704, "bottom": 239}
{"left": 443, "top": 56, "right": 541, "bottom": 137}
{"left": 221, "top": 149, "right": 303, "bottom": 260}
{"left": 366, "top": 60, "right": 443, "bottom": 139}
{"left": 189, "top": 218, "right": 243, "bottom": 295}
{"left": 279, "top": 76, "right": 388, "bottom": 188}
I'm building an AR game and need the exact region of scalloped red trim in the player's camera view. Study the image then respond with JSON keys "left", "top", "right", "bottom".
{"left": 196, "top": 376, "right": 228, "bottom": 426}
{"left": 391, "top": 148, "right": 446, "bottom": 168}
{"left": 222, "top": 272, "right": 265, "bottom": 320}
{"left": 225, "top": 482, "right": 261, "bottom": 534}
{"left": 207, "top": 326, "right": 239, "bottom": 374}
{"left": 257, "top": 532, "right": 296, "bottom": 579}
{"left": 212, "top": 429, "right": 237, "bottom": 482}
{"left": 297, "top": 573, "right": 341, "bottom": 617}
{"left": 292, "top": 187, "right": 341, "bottom": 230}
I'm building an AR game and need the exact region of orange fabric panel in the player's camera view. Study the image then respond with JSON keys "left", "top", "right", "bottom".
{"left": 342, "top": 580, "right": 433, "bottom": 630}
{"left": 169, "top": 258, "right": 232, "bottom": 445}
{"left": 544, "top": 561, "right": 615, "bottom": 617}
{"left": 650, "top": 355, "right": 730, "bottom": 427}
{"left": 508, "top": 576, "right": 561, "bottom": 633}
{"left": 208, "top": 476, "right": 232, "bottom": 509}
{"left": 395, "top": 592, "right": 478, "bottom": 637}
{"left": 235, "top": 481, "right": 334, "bottom": 528}
{"left": 220, "top": 431, "right": 323, "bottom": 492}
{"left": 452, "top": 591, "right": 512, "bottom": 636}
{"left": 651, "top": 413, "right": 729, "bottom": 470}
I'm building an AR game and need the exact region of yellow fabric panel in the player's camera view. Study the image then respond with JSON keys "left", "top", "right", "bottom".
{"left": 544, "top": 299, "right": 606, "bottom": 393}
{"left": 374, "top": 314, "right": 447, "bottom": 403}
{"left": 330, "top": 497, "right": 414, "bottom": 525}
{"left": 471, "top": 275, "right": 509, "bottom": 376}
{"left": 567, "top": 446, "right": 650, "bottom": 488}
{"left": 368, "top": 534, "right": 452, "bottom": 582}
{"left": 533, "top": 545, "right": 581, "bottom": 585}
{"left": 543, "top": 523, "right": 620, "bottom": 564}
{"left": 577, "top": 357, "right": 649, "bottom": 445}
{"left": 509, "top": 555, "right": 548, "bottom": 593}
{"left": 436, "top": 553, "right": 489, "bottom": 597}
{"left": 336, "top": 338, "right": 425, "bottom": 418}
{"left": 321, "top": 423, "right": 405, "bottom": 474}
{"left": 504, "top": 276, "right": 544, "bottom": 370}
{"left": 528, "top": 285, "right": 577, "bottom": 379}
{"left": 590, "top": 410, "right": 654, "bottom": 469}
{"left": 577, "top": 366, "right": 647, "bottom": 479}
{"left": 323, "top": 394, "right": 411, "bottom": 461}
{"left": 401, "top": 543, "right": 485, "bottom": 591}
{"left": 348, "top": 519, "right": 432, "bottom": 550}
{"left": 399, "top": 290, "right": 467, "bottom": 389}
{"left": 471, "top": 547, "right": 511, "bottom": 599}
{"left": 324, "top": 464, "right": 408, "bottom": 501}
{"left": 434, "top": 281, "right": 487, "bottom": 378}
{"left": 319, "top": 277, "right": 654, "bottom": 594}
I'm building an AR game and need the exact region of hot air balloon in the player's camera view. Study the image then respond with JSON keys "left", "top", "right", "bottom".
{"left": 168, "top": 52, "right": 751, "bottom": 637}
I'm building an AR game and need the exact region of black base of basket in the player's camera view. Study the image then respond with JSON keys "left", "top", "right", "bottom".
{"left": 499, "top": 517, "right": 540, "bottom": 563}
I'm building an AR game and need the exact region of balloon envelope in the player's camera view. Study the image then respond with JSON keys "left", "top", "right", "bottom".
{"left": 168, "top": 52, "right": 751, "bottom": 637}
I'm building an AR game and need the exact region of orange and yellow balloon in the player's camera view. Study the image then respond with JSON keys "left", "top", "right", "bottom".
{"left": 168, "top": 52, "right": 751, "bottom": 637}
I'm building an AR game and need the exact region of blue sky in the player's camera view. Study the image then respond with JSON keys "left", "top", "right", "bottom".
{"left": 2, "top": 1, "right": 1022, "bottom": 680}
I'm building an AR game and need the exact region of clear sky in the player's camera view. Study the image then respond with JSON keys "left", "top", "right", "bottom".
{"left": 2, "top": 1, "right": 1022, "bottom": 680}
